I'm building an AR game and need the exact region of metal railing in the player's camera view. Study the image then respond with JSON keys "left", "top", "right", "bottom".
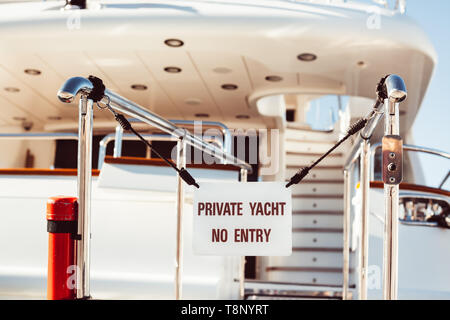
{"left": 282, "top": 0, "right": 406, "bottom": 14}
{"left": 342, "top": 116, "right": 450, "bottom": 300}
{"left": 370, "top": 143, "right": 450, "bottom": 180}
{"left": 0, "top": 132, "right": 78, "bottom": 141}
{"left": 57, "top": 76, "right": 251, "bottom": 300}
{"left": 112, "top": 118, "right": 232, "bottom": 156}
{"left": 98, "top": 132, "right": 224, "bottom": 170}
{"left": 343, "top": 75, "right": 407, "bottom": 300}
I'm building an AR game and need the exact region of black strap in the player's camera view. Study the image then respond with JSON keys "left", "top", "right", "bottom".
{"left": 47, "top": 220, "right": 78, "bottom": 234}
{"left": 376, "top": 74, "right": 390, "bottom": 102}
{"left": 87, "top": 75, "right": 105, "bottom": 102}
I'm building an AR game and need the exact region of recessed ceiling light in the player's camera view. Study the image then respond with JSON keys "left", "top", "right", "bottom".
{"left": 24, "top": 69, "right": 41, "bottom": 75}
{"left": 164, "top": 66, "right": 182, "bottom": 73}
{"left": 297, "top": 53, "right": 317, "bottom": 62}
{"left": 213, "top": 67, "right": 232, "bottom": 74}
{"left": 48, "top": 116, "right": 62, "bottom": 121}
{"left": 265, "top": 75, "right": 283, "bottom": 82}
{"left": 164, "top": 39, "right": 184, "bottom": 47}
{"left": 221, "top": 84, "right": 238, "bottom": 90}
{"left": 195, "top": 113, "right": 209, "bottom": 118}
{"left": 357, "top": 61, "right": 366, "bottom": 68}
{"left": 131, "top": 84, "right": 148, "bottom": 90}
{"left": 185, "top": 98, "right": 202, "bottom": 106}
{"left": 236, "top": 115, "right": 250, "bottom": 119}
{"left": 4, "top": 87, "right": 20, "bottom": 93}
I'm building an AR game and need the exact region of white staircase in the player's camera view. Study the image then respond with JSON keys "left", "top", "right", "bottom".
{"left": 253, "top": 126, "right": 355, "bottom": 298}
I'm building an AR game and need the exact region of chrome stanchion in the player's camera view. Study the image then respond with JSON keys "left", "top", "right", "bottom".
{"left": 175, "top": 138, "right": 186, "bottom": 300}
{"left": 76, "top": 95, "right": 94, "bottom": 299}
{"left": 382, "top": 75, "right": 407, "bottom": 300}
{"left": 342, "top": 169, "right": 351, "bottom": 300}
{"left": 359, "top": 139, "right": 371, "bottom": 300}
{"left": 113, "top": 124, "right": 123, "bottom": 158}
{"left": 239, "top": 168, "right": 248, "bottom": 300}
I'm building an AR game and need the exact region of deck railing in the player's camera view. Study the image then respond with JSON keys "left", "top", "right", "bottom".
{"left": 57, "top": 76, "right": 251, "bottom": 300}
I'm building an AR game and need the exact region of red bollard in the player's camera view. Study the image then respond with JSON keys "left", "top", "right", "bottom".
{"left": 46, "top": 196, "right": 78, "bottom": 300}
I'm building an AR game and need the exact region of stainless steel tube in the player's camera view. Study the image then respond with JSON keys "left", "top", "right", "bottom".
{"left": 76, "top": 95, "right": 94, "bottom": 299}
{"left": 383, "top": 184, "right": 399, "bottom": 300}
{"left": 370, "top": 143, "right": 450, "bottom": 180}
{"left": 167, "top": 119, "right": 233, "bottom": 158}
{"left": 57, "top": 77, "right": 251, "bottom": 172}
{"left": 0, "top": 132, "right": 78, "bottom": 141}
{"left": 113, "top": 125, "right": 123, "bottom": 158}
{"left": 342, "top": 169, "right": 351, "bottom": 300}
{"left": 104, "top": 89, "right": 252, "bottom": 173}
{"left": 175, "top": 138, "right": 186, "bottom": 300}
{"left": 360, "top": 100, "right": 384, "bottom": 140}
{"left": 345, "top": 100, "right": 384, "bottom": 170}
{"left": 97, "top": 133, "right": 224, "bottom": 170}
{"left": 239, "top": 168, "right": 248, "bottom": 300}
{"left": 382, "top": 74, "right": 405, "bottom": 300}
{"left": 359, "top": 139, "right": 371, "bottom": 300}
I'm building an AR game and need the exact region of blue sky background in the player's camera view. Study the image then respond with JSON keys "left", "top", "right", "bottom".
{"left": 407, "top": 1, "right": 450, "bottom": 189}
{"left": 306, "top": 1, "right": 450, "bottom": 189}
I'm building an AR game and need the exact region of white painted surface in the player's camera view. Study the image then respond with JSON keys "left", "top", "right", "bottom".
{"left": 0, "top": 0, "right": 435, "bottom": 135}
{"left": 98, "top": 161, "right": 239, "bottom": 192}
{"left": 367, "top": 188, "right": 450, "bottom": 299}
{"left": 0, "top": 169, "right": 241, "bottom": 299}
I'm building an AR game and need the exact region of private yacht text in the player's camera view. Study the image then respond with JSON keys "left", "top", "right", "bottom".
{"left": 197, "top": 201, "right": 286, "bottom": 243}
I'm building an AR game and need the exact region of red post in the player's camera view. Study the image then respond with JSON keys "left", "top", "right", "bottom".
{"left": 46, "top": 196, "right": 78, "bottom": 300}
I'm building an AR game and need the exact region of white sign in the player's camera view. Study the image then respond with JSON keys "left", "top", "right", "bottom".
{"left": 193, "top": 182, "right": 292, "bottom": 256}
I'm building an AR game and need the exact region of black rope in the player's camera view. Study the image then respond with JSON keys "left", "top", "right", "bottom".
{"left": 113, "top": 113, "right": 199, "bottom": 188}
{"left": 285, "top": 75, "right": 391, "bottom": 188}
{"left": 286, "top": 118, "right": 367, "bottom": 188}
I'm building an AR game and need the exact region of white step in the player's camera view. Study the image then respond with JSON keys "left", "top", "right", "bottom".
{"left": 286, "top": 153, "right": 343, "bottom": 167}
{"left": 290, "top": 182, "right": 343, "bottom": 195}
{"left": 293, "top": 230, "right": 343, "bottom": 248}
{"left": 267, "top": 251, "right": 343, "bottom": 268}
{"left": 285, "top": 128, "right": 338, "bottom": 142}
{"left": 293, "top": 198, "right": 344, "bottom": 211}
{"left": 285, "top": 140, "right": 336, "bottom": 154}
{"left": 293, "top": 214, "right": 343, "bottom": 229}
{"left": 265, "top": 269, "right": 344, "bottom": 286}
{"left": 244, "top": 280, "right": 349, "bottom": 300}
{"left": 285, "top": 167, "right": 343, "bottom": 181}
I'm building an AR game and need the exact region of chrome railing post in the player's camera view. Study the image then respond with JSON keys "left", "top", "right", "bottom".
{"left": 342, "top": 169, "right": 351, "bottom": 300}
{"left": 382, "top": 75, "right": 406, "bottom": 300}
{"left": 343, "top": 97, "right": 384, "bottom": 300}
{"left": 113, "top": 124, "right": 123, "bottom": 158}
{"left": 76, "top": 95, "right": 94, "bottom": 299}
{"left": 58, "top": 77, "right": 252, "bottom": 300}
{"left": 239, "top": 168, "right": 248, "bottom": 300}
{"left": 382, "top": 98, "right": 400, "bottom": 300}
{"left": 359, "top": 139, "right": 371, "bottom": 300}
{"left": 175, "top": 137, "right": 186, "bottom": 300}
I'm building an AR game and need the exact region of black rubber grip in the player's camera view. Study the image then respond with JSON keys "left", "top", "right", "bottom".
{"left": 179, "top": 168, "right": 200, "bottom": 188}
{"left": 47, "top": 220, "right": 78, "bottom": 234}
{"left": 286, "top": 167, "right": 310, "bottom": 188}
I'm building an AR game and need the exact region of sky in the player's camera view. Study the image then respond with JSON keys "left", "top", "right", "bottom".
{"left": 405, "top": 1, "right": 450, "bottom": 189}
{"left": 304, "top": 1, "right": 450, "bottom": 188}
